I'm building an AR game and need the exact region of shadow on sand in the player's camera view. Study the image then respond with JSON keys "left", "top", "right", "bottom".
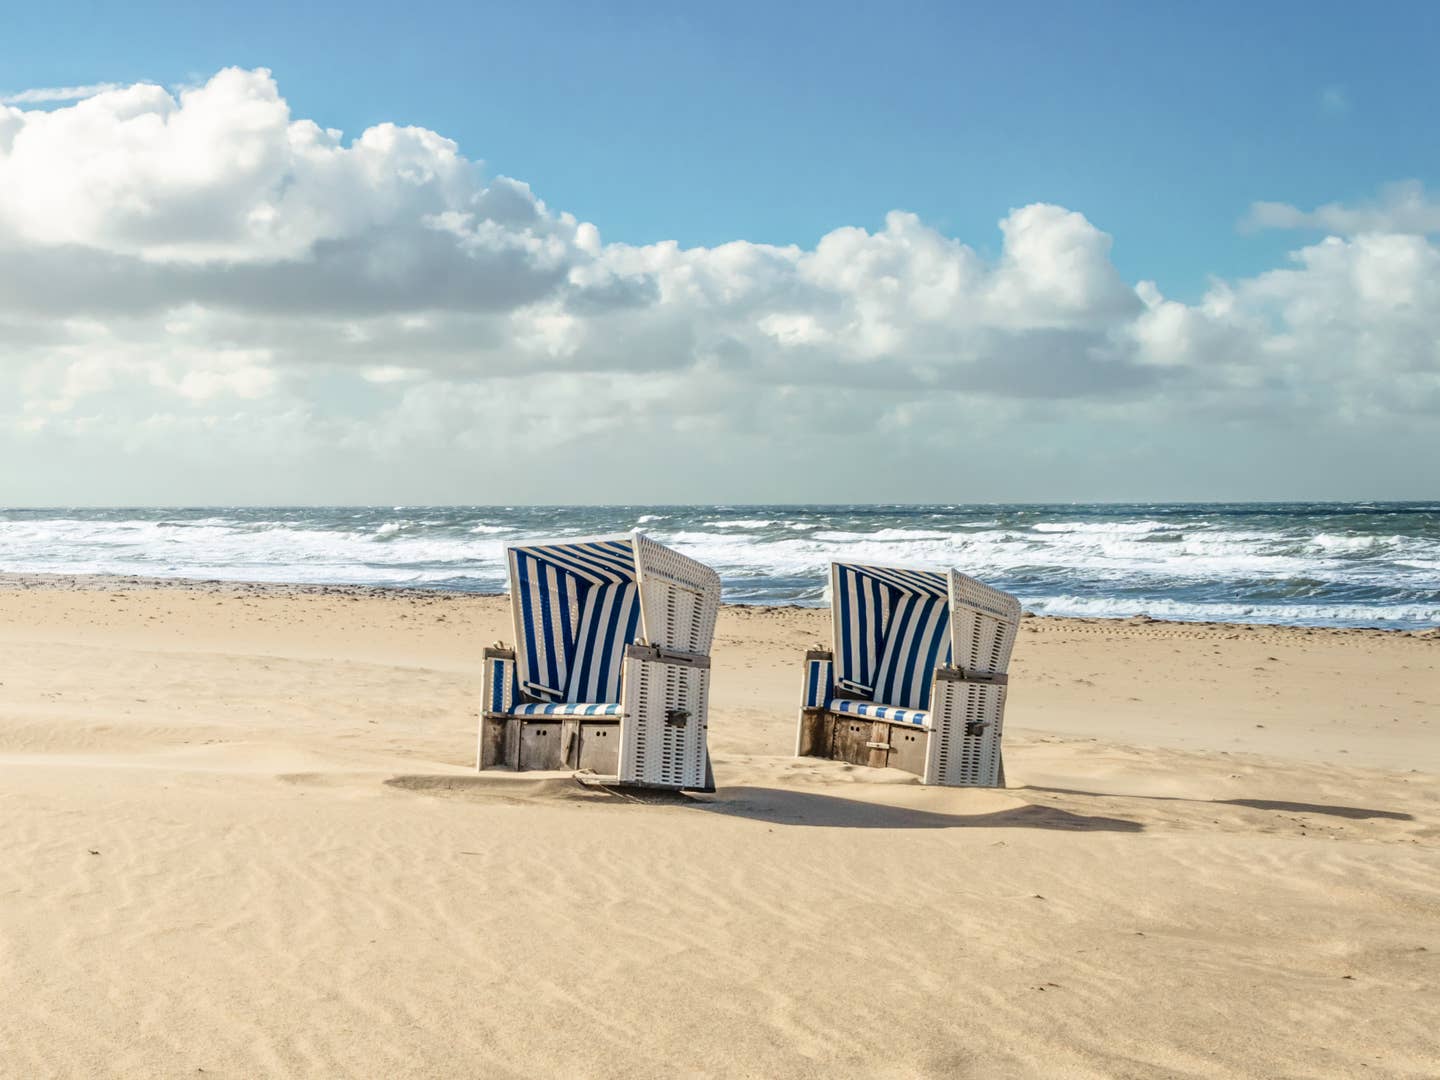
{"left": 1021, "top": 786, "right": 1414, "bottom": 822}
{"left": 696, "top": 786, "right": 1144, "bottom": 832}
{"left": 383, "top": 774, "right": 1144, "bottom": 831}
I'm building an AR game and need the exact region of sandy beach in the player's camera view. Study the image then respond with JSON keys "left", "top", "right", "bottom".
{"left": 2, "top": 575, "right": 1437, "bottom": 1079}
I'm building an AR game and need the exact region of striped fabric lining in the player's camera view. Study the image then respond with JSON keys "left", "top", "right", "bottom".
{"left": 832, "top": 564, "right": 890, "bottom": 695}
{"left": 564, "top": 582, "right": 641, "bottom": 704}
{"left": 511, "top": 539, "right": 635, "bottom": 585}
{"left": 488, "top": 655, "right": 514, "bottom": 714}
{"left": 873, "top": 592, "right": 952, "bottom": 710}
{"left": 848, "top": 564, "right": 948, "bottom": 598}
{"left": 835, "top": 558, "right": 956, "bottom": 720}
{"left": 513, "top": 549, "right": 578, "bottom": 698}
{"left": 510, "top": 539, "right": 641, "bottom": 708}
{"left": 511, "top": 702, "right": 622, "bottom": 717}
{"left": 832, "top": 561, "right": 952, "bottom": 713}
{"left": 828, "top": 698, "right": 930, "bottom": 726}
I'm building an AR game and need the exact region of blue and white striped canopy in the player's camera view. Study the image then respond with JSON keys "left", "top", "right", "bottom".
{"left": 508, "top": 536, "right": 643, "bottom": 705}
{"left": 831, "top": 562, "right": 952, "bottom": 711}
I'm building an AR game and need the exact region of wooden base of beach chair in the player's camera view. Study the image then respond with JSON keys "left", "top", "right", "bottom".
{"left": 798, "top": 709, "right": 932, "bottom": 778}
{"left": 797, "top": 705, "right": 1005, "bottom": 787}
{"left": 480, "top": 715, "right": 623, "bottom": 776}
{"left": 480, "top": 714, "right": 715, "bottom": 793}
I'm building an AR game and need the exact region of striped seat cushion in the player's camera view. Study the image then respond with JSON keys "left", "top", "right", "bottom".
{"left": 827, "top": 698, "right": 930, "bottom": 726}
{"left": 511, "top": 701, "right": 622, "bottom": 717}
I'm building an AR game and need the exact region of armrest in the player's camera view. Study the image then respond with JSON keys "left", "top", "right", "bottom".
{"left": 801, "top": 650, "right": 834, "bottom": 709}
{"left": 623, "top": 643, "right": 711, "bottom": 669}
{"left": 482, "top": 647, "right": 516, "bottom": 715}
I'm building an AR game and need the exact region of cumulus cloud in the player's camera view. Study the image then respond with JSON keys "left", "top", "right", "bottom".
{"left": 0, "top": 67, "right": 1437, "bottom": 501}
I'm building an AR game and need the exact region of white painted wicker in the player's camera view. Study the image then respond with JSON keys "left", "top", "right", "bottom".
{"left": 947, "top": 569, "right": 1022, "bottom": 677}
{"left": 633, "top": 532, "right": 721, "bottom": 655}
{"left": 923, "top": 570, "right": 1022, "bottom": 787}
{"left": 618, "top": 649, "right": 710, "bottom": 790}
{"left": 924, "top": 676, "right": 1007, "bottom": 787}
{"left": 620, "top": 533, "right": 720, "bottom": 788}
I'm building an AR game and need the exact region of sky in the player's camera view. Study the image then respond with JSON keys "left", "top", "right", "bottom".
{"left": 1, "top": 0, "right": 1439, "bottom": 504}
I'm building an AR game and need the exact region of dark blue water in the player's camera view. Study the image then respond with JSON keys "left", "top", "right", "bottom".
{"left": 1, "top": 503, "right": 1437, "bottom": 629}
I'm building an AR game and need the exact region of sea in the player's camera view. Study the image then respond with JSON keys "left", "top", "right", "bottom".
{"left": 1, "top": 503, "right": 1437, "bottom": 630}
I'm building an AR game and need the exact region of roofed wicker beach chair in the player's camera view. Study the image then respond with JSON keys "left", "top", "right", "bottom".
{"left": 479, "top": 531, "right": 721, "bottom": 792}
{"left": 796, "top": 562, "right": 1022, "bottom": 787}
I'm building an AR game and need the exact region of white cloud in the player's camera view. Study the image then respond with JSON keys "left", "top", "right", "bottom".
{"left": 0, "top": 67, "right": 1437, "bottom": 502}
{"left": 0, "top": 82, "right": 125, "bottom": 106}
{"left": 1244, "top": 180, "right": 1440, "bottom": 236}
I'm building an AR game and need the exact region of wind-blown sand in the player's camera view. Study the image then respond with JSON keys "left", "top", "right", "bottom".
{"left": 2, "top": 576, "right": 1437, "bottom": 1078}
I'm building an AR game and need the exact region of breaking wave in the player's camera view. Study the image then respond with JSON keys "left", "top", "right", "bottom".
{"left": 0, "top": 503, "right": 1436, "bottom": 630}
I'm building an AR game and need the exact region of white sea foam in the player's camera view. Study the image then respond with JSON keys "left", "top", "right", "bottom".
{"left": 1031, "top": 520, "right": 1179, "bottom": 535}
{"left": 811, "top": 529, "right": 958, "bottom": 542}
{"left": 1028, "top": 594, "right": 1440, "bottom": 626}
{"left": 1, "top": 506, "right": 1436, "bottom": 628}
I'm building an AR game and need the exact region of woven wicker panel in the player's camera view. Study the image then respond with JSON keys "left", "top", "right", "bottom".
{"left": 619, "top": 654, "right": 709, "bottom": 789}
{"left": 948, "top": 570, "right": 1021, "bottom": 677}
{"left": 633, "top": 533, "right": 721, "bottom": 654}
{"left": 924, "top": 678, "right": 1006, "bottom": 786}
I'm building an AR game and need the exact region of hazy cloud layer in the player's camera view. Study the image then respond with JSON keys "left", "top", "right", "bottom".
{"left": 1246, "top": 180, "right": 1440, "bottom": 236}
{"left": 0, "top": 82, "right": 124, "bottom": 106}
{"left": 1, "top": 68, "right": 1436, "bottom": 502}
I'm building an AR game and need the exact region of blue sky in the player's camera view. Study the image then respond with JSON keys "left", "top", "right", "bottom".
{"left": 8, "top": 0, "right": 1438, "bottom": 300}
{"left": 1, "top": 3, "right": 1438, "bottom": 502}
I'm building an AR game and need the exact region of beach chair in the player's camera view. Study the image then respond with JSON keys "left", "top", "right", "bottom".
{"left": 479, "top": 531, "right": 721, "bottom": 792}
{"left": 796, "top": 562, "right": 1021, "bottom": 786}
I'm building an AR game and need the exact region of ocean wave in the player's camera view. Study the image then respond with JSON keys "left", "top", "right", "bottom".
{"left": 810, "top": 529, "right": 959, "bottom": 542}
{"left": 1031, "top": 519, "right": 1180, "bottom": 535}
{"left": 1, "top": 504, "right": 1436, "bottom": 629}
{"left": 1027, "top": 594, "right": 1440, "bottom": 627}
{"left": 1310, "top": 532, "right": 1384, "bottom": 552}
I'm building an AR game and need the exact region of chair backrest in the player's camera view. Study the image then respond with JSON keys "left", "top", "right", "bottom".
{"left": 507, "top": 532, "right": 719, "bottom": 704}
{"left": 831, "top": 562, "right": 953, "bottom": 710}
{"left": 509, "top": 536, "right": 639, "bottom": 703}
